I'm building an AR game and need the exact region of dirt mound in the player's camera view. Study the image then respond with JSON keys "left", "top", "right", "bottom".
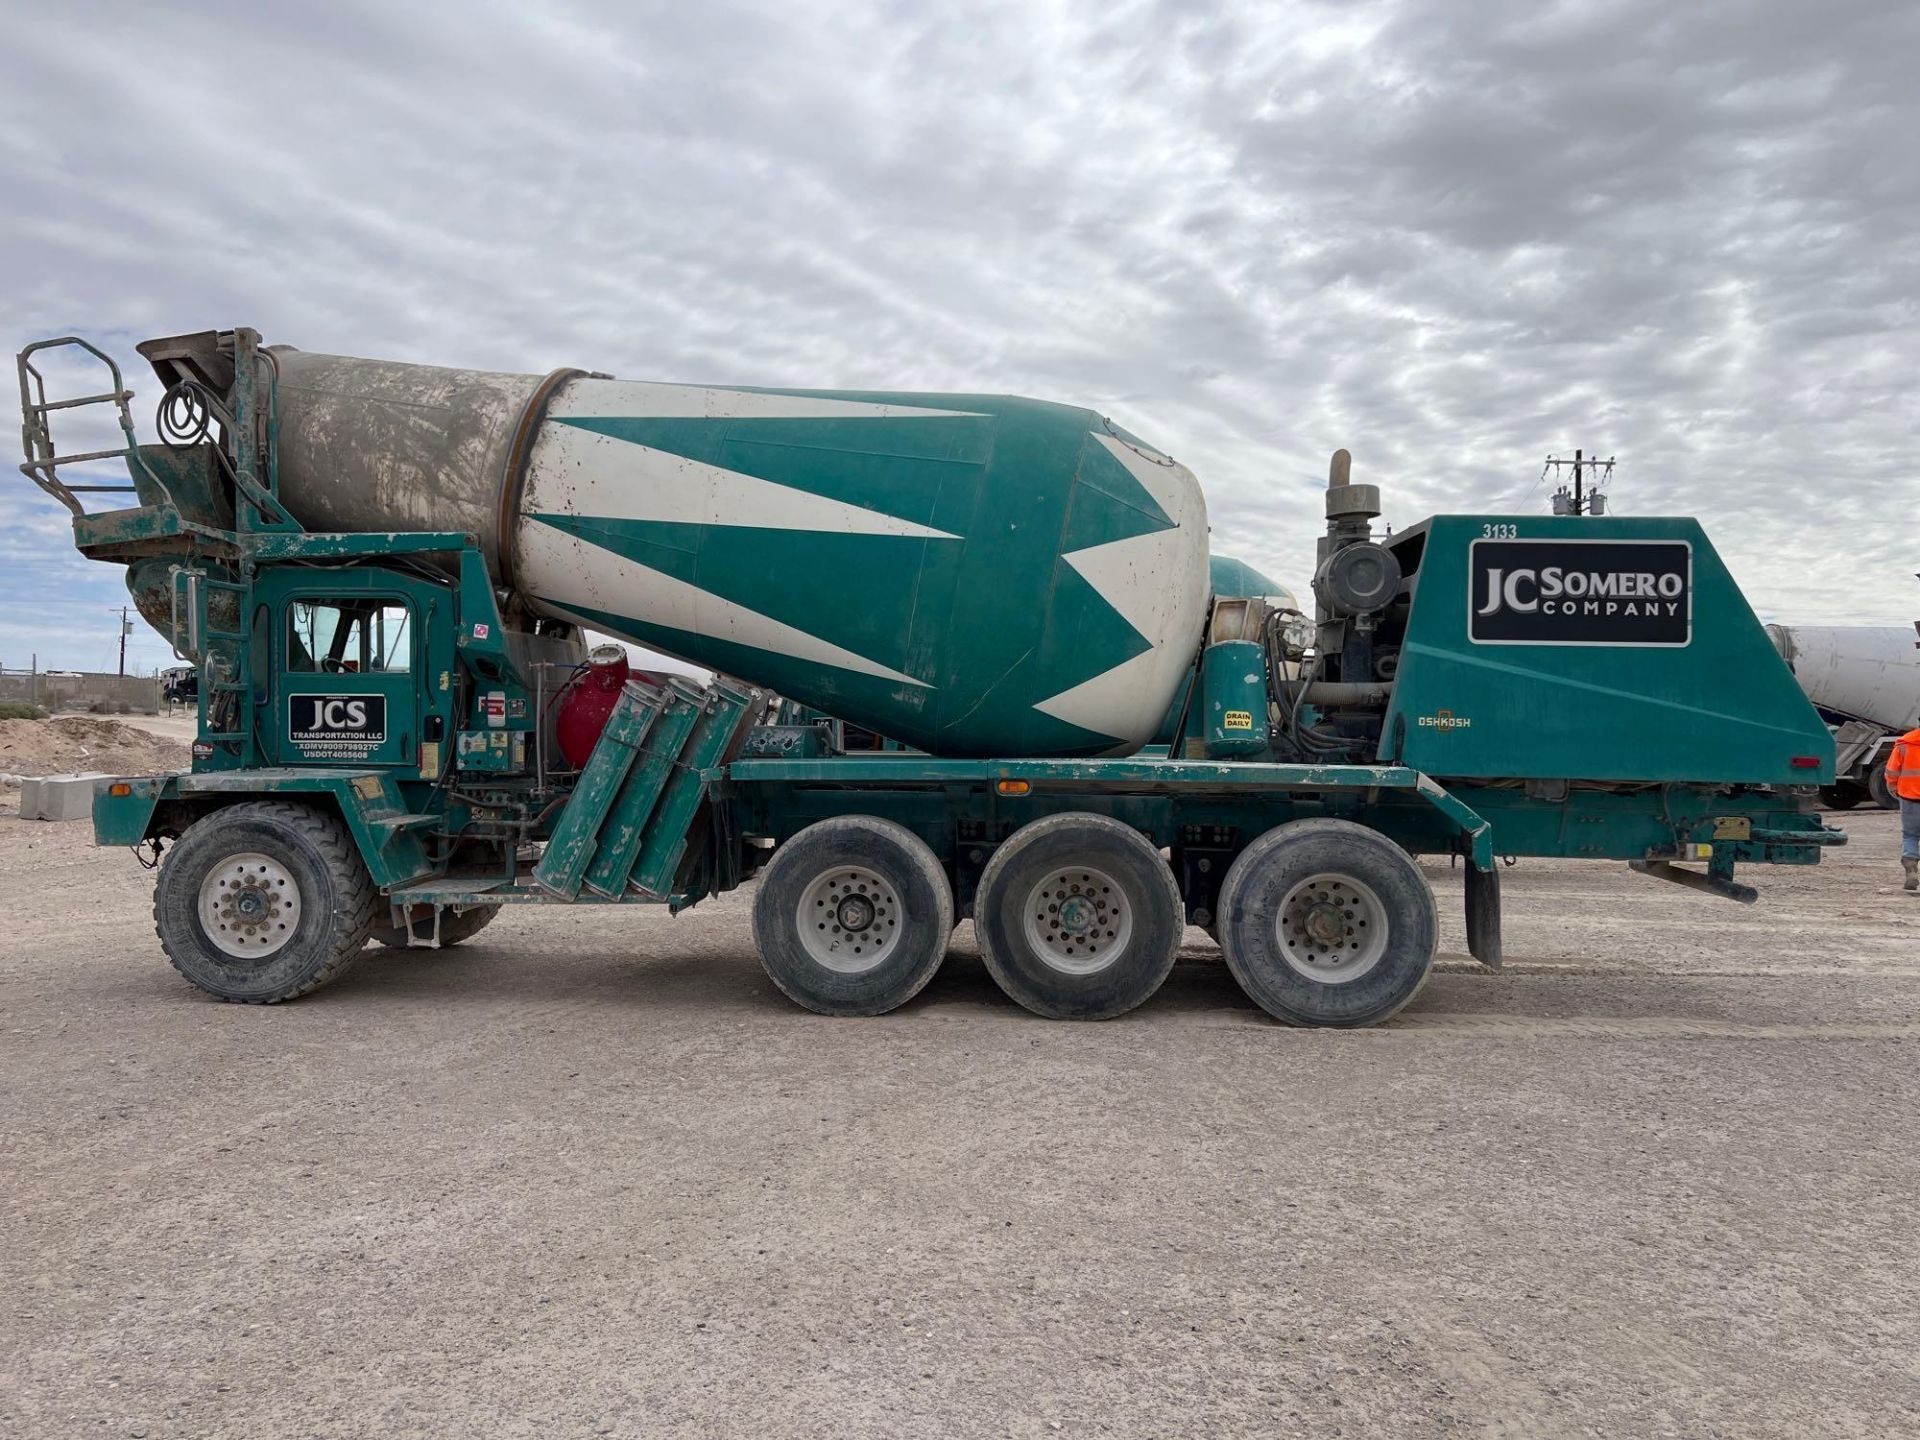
{"left": 0, "top": 716, "right": 190, "bottom": 781}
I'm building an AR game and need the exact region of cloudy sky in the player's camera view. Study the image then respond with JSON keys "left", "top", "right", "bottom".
{"left": 2, "top": 0, "right": 1915, "bottom": 674}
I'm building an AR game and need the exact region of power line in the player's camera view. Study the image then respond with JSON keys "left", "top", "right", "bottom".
{"left": 1543, "top": 450, "right": 1615, "bottom": 516}
{"left": 112, "top": 605, "right": 133, "bottom": 676}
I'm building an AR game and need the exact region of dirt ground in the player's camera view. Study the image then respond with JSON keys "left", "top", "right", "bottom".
{"left": 2, "top": 805, "right": 1915, "bottom": 1439}
{"left": 0, "top": 715, "right": 190, "bottom": 782}
{"left": 97, "top": 710, "right": 201, "bottom": 746}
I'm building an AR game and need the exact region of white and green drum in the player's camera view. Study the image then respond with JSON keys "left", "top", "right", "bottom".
{"left": 262, "top": 349, "right": 1211, "bottom": 758}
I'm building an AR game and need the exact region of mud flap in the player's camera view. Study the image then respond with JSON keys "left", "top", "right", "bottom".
{"left": 1465, "top": 862, "right": 1502, "bottom": 971}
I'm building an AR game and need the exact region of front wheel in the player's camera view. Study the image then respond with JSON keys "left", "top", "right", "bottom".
{"left": 1217, "top": 818, "right": 1437, "bottom": 1027}
{"left": 974, "top": 813, "right": 1184, "bottom": 1020}
{"left": 153, "top": 801, "right": 379, "bottom": 1003}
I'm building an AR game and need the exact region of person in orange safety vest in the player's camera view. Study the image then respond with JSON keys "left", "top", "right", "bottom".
{"left": 1886, "top": 721, "right": 1920, "bottom": 891}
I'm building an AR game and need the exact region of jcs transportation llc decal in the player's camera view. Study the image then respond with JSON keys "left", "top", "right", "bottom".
{"left": 288, "top": 693, "right": 388, "bottom": 761}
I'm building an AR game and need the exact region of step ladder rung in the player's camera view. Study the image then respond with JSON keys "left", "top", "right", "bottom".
{"left": 33, "top": 445, "right": 134, "bottom": 467}
{"left": 30, "top": 390, "right": 132, "bottom": 414}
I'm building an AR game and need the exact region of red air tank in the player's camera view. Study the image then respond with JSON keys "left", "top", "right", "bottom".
{"left": 555, "top": 644, "right": 631, "bottom": 769}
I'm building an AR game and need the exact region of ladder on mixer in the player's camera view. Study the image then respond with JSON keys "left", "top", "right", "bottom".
{"left": 15, "top": 337, "right": 153, "bottom": 516}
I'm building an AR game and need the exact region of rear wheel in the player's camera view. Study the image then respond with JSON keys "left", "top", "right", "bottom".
{"left": 1217, "top": 818, "right": 1437, "bottom": 1027}
{"left": 1868, "top": 765, "right": 1897, "bottom": 811}
{"left": 153, "top": 801, "right": 378, "bottom": 1003}
{"left": 369, "top": 904, "right": 502, "bottom": 949}
{"left": 752, "top": 815, "right": 953, "bottom": 1015}
{"left": 974, "top": 813, "right": 1183, "bottom": 1020}
{"left": 1819, "top": 784, "right": 1866, "bottom": 811}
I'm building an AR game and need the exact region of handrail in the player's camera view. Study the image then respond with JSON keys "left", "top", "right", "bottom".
{"left": 15, "top": 335, "right": 169, "bottom": 518}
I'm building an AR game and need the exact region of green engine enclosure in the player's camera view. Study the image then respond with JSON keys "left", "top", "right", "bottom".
{"left": 1379, "top": 516, "right": 1833, "bottom": 785}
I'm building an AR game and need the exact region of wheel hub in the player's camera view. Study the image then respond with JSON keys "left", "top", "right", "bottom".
{"left": 1058, "top": 894, "right": 1097, "bottom": 934}
{"left": 1275, "top": 873, "right": 1388, "bottom": 984}
{"left": 1023, "top": 867, "right": 1132, "bottom": 976}
{"left": 1301, "top": 900, "right": 1348, "bottom": 948}
{"left": 796, "top": 866, "right": 901, "bottom": 975}
{"left": 197, "top": 852, "right": 301, "bottom": 961}
{"left": 835, "top": 893, "right": 877, "bottom": 933}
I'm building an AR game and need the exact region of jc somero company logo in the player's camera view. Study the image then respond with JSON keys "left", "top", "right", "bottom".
{"left": 1468, "top": 539, "right": 1691, "bottom": 646}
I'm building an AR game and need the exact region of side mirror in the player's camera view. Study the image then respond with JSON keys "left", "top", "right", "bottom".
{"left": 170, "top": 566, "right": 203, "bottom": 660}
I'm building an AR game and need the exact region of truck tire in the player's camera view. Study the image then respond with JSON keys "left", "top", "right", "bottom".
{"left": 1868, "top": 764, "right": 1897, "bottom": 811}
{"left": 369, "top": 904, "right": 502, "bottom": 949}
{"left": 974, "top": 813, "right": 1183, "bottom": 1020}
{"left": 1217, "top": 818, "right": 1437, "bottom": 1028}
{"left": 153, "top": 801, "right": 379, "bottom": 1004}
{"left": 1819, "top": 784, "right": 1866, "bottom": 811}
{"left": 752, "top": 815, "right": 953, "bottom": 1016}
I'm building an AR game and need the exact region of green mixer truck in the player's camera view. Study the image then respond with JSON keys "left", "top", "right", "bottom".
{"left": 18, "top": 328, "right": 1842, "bottom": 1027}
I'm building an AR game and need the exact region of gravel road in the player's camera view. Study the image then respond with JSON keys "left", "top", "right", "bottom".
{"left": 3, "top": 806, "right": 1916, "bottom": 1439}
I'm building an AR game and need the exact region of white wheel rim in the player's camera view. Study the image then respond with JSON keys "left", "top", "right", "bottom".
{"left": 796, "top": 865, "right": 901, "bottom": 974}
{"left": 1275, "top": 871, "right": 1387, "bottom": 983}
{"left": 198, "top": 852, "right": 301, "bottom": 960}
{"left": 1022, "top": 866, "right": 1133, "bottom": 976}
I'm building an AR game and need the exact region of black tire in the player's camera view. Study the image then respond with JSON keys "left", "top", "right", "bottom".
{"left": 153, "top": 801, "right": 379, "bottom": 1003}
{"left": 752, "top": 815, "right": 953, "bottom": 1016}
{"left": 1868, "top": 765, "right": 1897, "bottom": 811}
{"left": 974, "top": 813, "right": 1183, "bottom": 1020}
{"left": 1217, "top": 818, "right": 1437, "bottom": 1028}
{"left": 1819, "top": 784, "right": 1865, "bottom": 812}
{"left": 369, "top": 904, "right": 502, "bottom": 949}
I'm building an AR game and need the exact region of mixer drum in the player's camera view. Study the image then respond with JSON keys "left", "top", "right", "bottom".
{"left": 260, "top": 350, "right": 1212, "bottom": 758}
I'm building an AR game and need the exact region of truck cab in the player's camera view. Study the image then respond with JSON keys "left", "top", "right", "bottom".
{"left": 254, "top": 567, "right": 455, "bottom": 777}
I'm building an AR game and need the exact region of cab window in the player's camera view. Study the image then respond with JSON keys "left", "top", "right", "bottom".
{"left": 288, "top": 600, "right": 412, "bottom": 674}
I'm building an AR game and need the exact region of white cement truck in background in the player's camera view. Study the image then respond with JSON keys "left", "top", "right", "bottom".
{"left": 1768, "top": 623, "right": 1920, "bottom": 809}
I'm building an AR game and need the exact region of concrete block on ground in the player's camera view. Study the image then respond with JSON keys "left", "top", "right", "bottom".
{"left": 19, "top": 773, "right": 111, "bottom": 822}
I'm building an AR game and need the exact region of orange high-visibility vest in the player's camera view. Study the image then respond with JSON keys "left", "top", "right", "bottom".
{"left": 1888, "top": 729, "right": 1920, "bottom": 801}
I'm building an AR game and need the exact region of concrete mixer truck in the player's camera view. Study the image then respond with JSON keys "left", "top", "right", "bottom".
{"left": 1768, "top": 624, "right": 1920, "bottom": 810}
{"left": 17, "top": 327, "right": 1842, "bottom": 1027}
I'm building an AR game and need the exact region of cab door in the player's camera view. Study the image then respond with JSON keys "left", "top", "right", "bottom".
{"left": 275, "top": 591, "right": 419, "bottom": 770}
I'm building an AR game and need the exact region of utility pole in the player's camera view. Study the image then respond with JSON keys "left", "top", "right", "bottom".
{"left": 1543, "top": 450, "right": 1615, "bottom": 516}
{"left": 114, "top": 605, "right": 133, "bottom": 676}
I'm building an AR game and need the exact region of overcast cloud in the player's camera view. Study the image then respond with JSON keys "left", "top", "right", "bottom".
{"left": 2, "top": 0, "right": 1915, "bottom": 673}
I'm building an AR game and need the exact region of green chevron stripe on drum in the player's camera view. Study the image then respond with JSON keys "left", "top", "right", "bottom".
{"left": 546, "top": 597, "right": 1124, "bottom": 757}
{"left": 530, "top": 512, "right": 943, "bottom": 682}
{"left": 529, "top": 509, "right": 1154, "bottom": 755}
{"left": 530, "top": 396, "right": 1199, "bottom": 756}
{"left": 1060, "top": 433, "right": 1177, "bottom": 550}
